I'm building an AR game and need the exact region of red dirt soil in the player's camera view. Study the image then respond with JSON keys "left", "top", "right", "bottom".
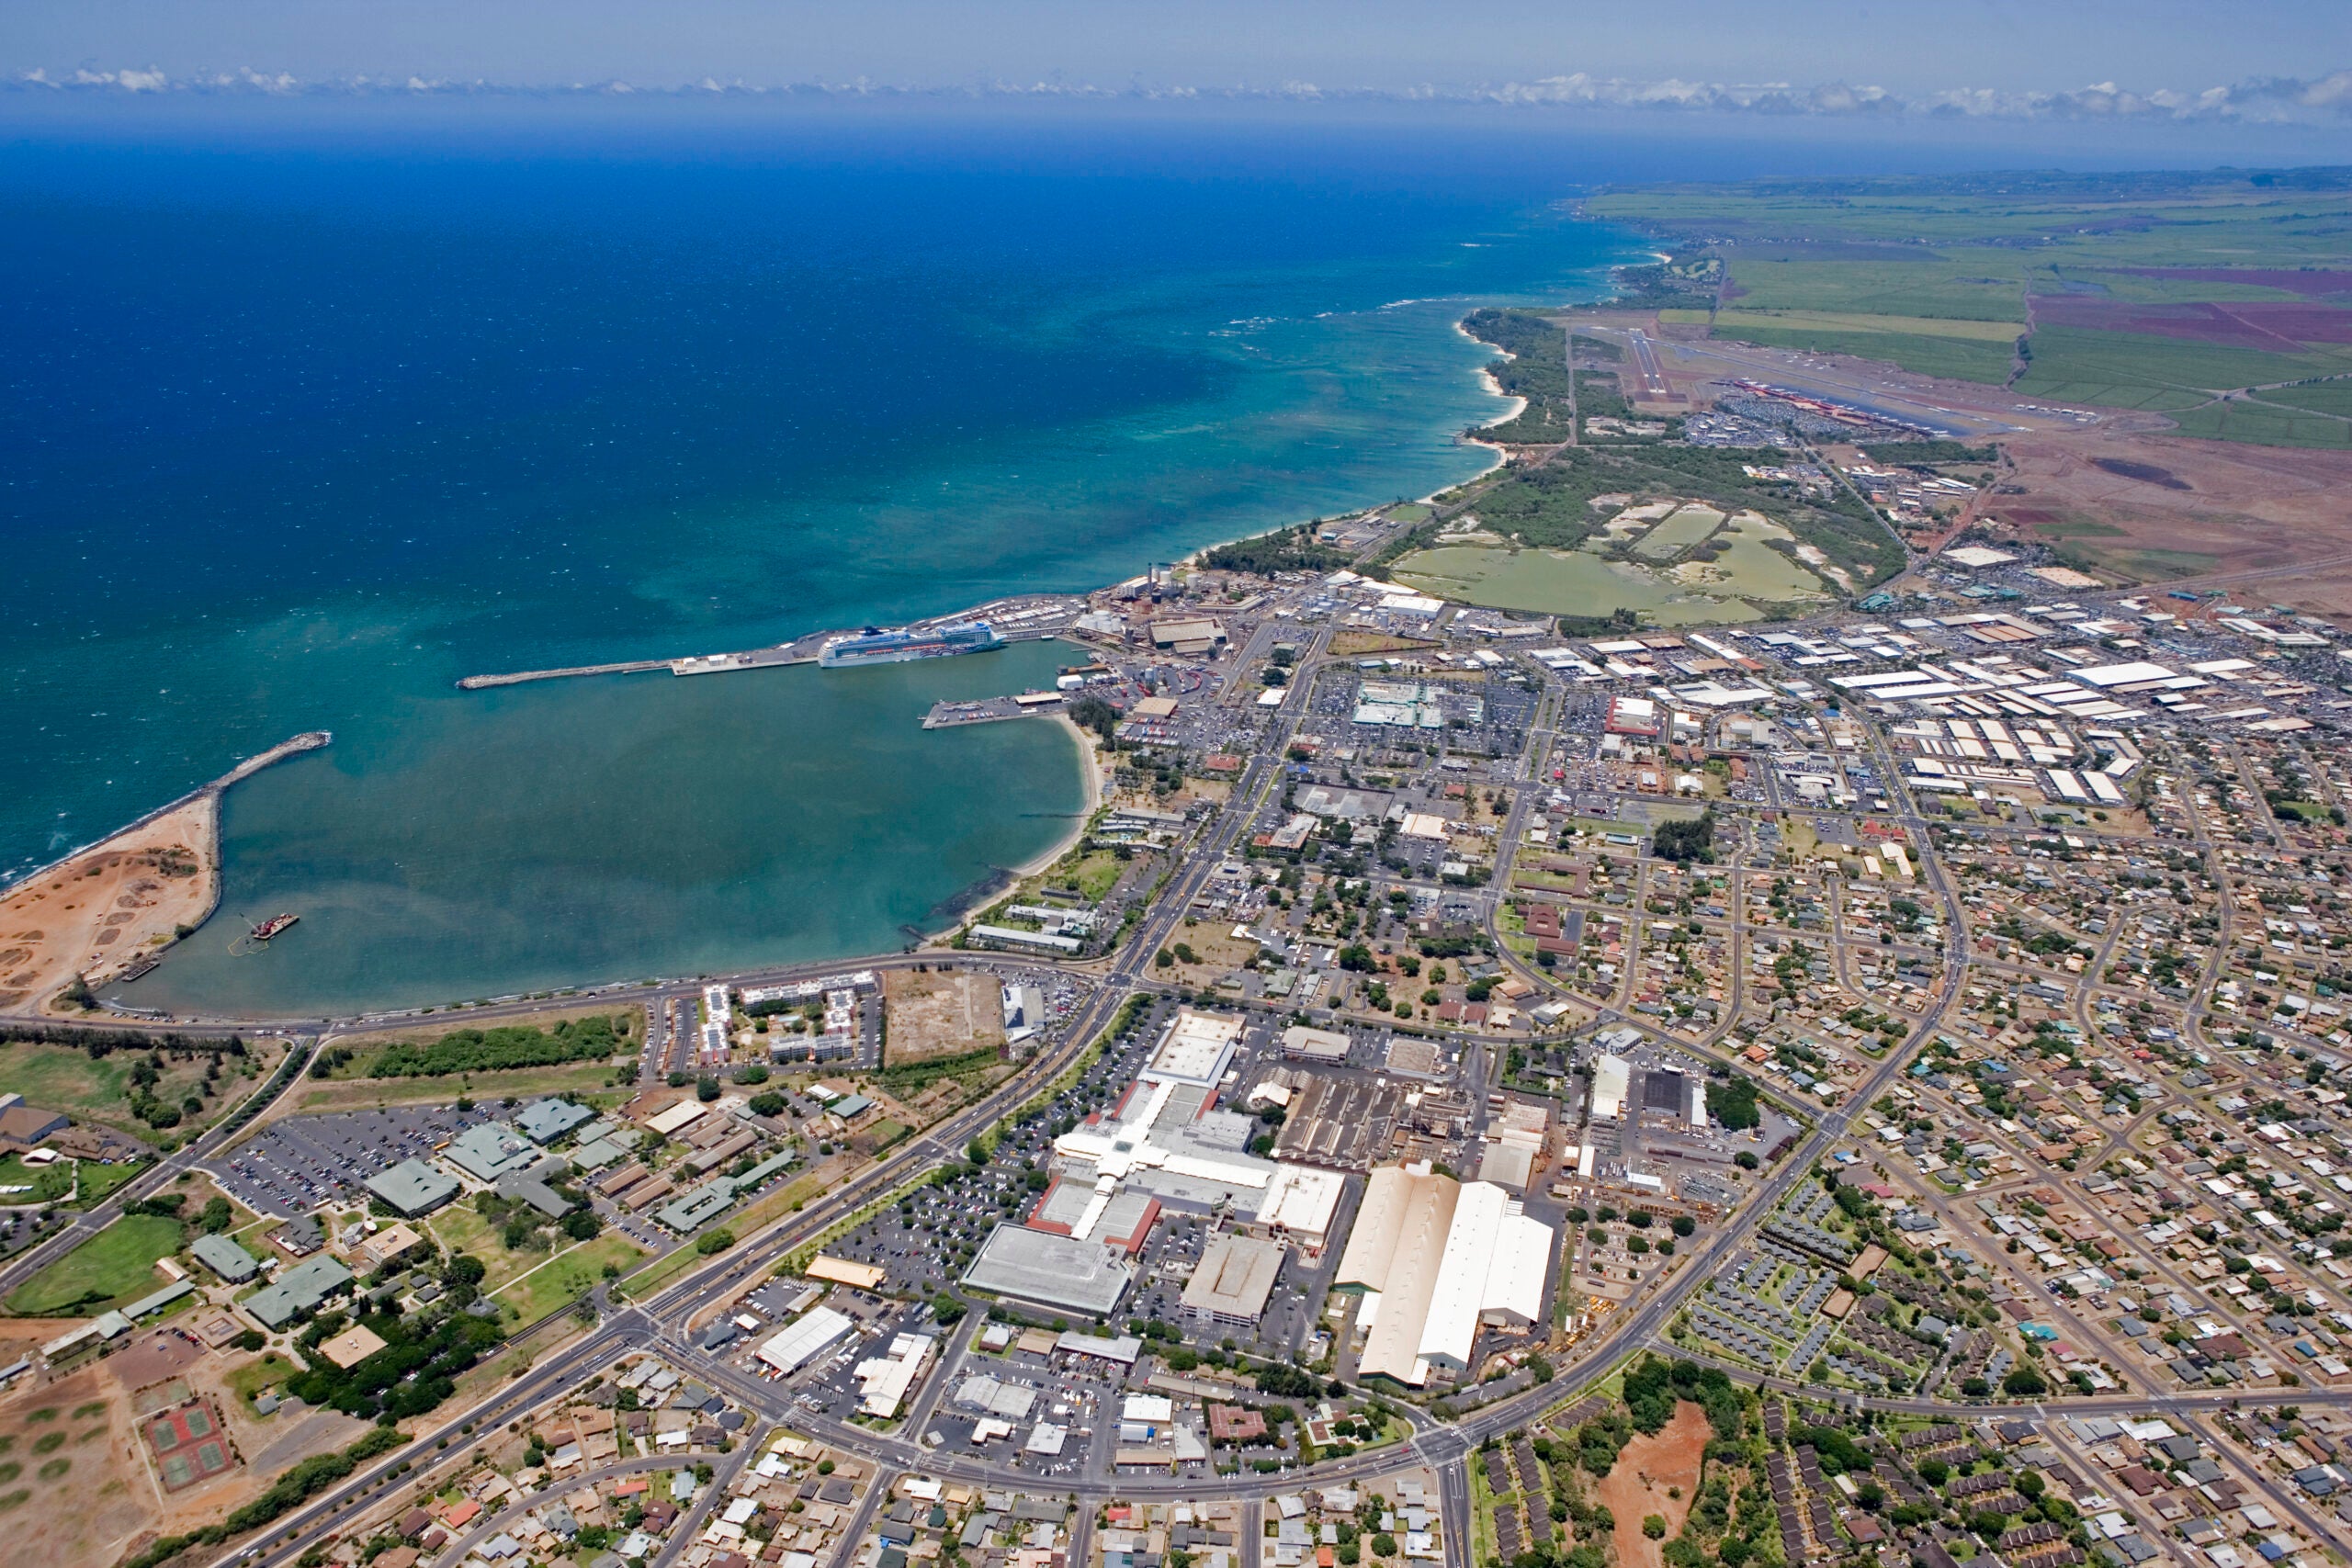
{"left": 1595, "top": 1401, "right": 1711, "bottom": 1568}
{"left": 1988, "top": 429, "right": 2352, "bottom": 616}
{"left": 2109, "top": 267, "right": 2352, "bottom": 296}
{"left": 2029, "top": 297, "right": 2352, "bottom": 349}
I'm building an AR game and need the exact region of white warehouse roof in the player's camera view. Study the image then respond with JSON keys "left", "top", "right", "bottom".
{"left": 1254, "top": 1163, "right": 1344, "bottom": 1241}
{"left": 1418, "top": 1179, "right": 1510, "bottom": 1371}
{"left": 2068, "top": 660, "right": 2177, "bottom": 688}
{"left": 1148, "top": 1009, "right": 1244, "bottom": 1086}
{"left": 1590, "top": 1054, "right": 1632, "bottom": 1121}
{"left": 1339, "top": 1166, "right": 1554, "bottom": 1384}
{"left": 755, "top": 1305, "right": 855, "bottom": 1376}
{"left": 1481, "top": 1211, "right": 1555, "bottom": 1329}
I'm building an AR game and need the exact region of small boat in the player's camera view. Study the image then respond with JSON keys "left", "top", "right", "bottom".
{"left": 249, "top": 913, "right": 300, "bottom": 942}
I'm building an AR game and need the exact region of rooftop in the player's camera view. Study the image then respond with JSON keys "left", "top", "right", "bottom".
{"left": 963, "top": 1223, "right": 1136, "bottom": 1317}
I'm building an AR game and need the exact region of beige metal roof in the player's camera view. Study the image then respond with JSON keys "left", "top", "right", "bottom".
{"left": 1179, "top": 1233, "right": 1285, "bottom": 1320}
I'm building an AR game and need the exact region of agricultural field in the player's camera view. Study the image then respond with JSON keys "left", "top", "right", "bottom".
{"left": 1981, "top": 429, "right": 2352, "bottom": 614}
{"left": 2167, "top": 395, "right": 2352, "bottom": 448}
{"left": 1589, "top": 169, "right": 2352, "bottom": 447}
{"left": 2015, "top": 325, "right": 2352, "bottom": 411}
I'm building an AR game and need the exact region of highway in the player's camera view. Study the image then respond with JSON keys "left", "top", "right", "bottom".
{"left": 187, "top": 655, "right": 1960, "bottom": 1568}
{"left": 9, "top": 487, "right": 2324, "bottom": 1568}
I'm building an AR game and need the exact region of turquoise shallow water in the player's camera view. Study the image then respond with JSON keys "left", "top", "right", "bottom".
{"left": 0, "top": 112, "right": 1637, "bottom": 1015}
{"left": 128, "top": 641, "right": 1085, "bottom": 1016}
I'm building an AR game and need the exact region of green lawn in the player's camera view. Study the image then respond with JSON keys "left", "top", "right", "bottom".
{"left": 422, "top": 1202, "right": 541, "bottom": 1295}
{"left": 492, "top": 1234, "right": 646, "bottom": 1326}
{"left": 0, "top": 1042, "right": 275, "bottom": 1146}
{"left": 224, "top": 1350, "right": 297, "bottom": 1410}
{"left": 2017, "top": 325, "right": 2352, "bottom": 406}
{"left": 70, "top": 1159, "right": 148, "bottom": 1207}
{"left": 1707, "top": 322, "right": 2017, "bottom": 384}
{"left": 1037, "top": 848, "right": 1125, "bottom": 903}
{"left": 4, "top": 1214, "right": 184, "bottom": 1315}
{"left": 2167, "top": 397, "right": 2352, "bottom": 448}
{"left": 0, "top": 1046, "right": 134, "bottom": 1123}
{"left": 0, "top": 1156, "right": 74, "bottom": 1206}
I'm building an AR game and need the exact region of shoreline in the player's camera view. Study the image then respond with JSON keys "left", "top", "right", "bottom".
{"left": 55, "top": 297, "right": 1535, "bottom": 1019}
{"left": 908, "top": 712, "right": 1103, "bottom": 952}
{"left": 1001, "top": 711, "right": 1106, "bottom": 884}
{"left": 988, "top": 715, "right": 1105, "bottom": 888}
{"left": 0, "top": 732, "right": 329, "bottom": 1014}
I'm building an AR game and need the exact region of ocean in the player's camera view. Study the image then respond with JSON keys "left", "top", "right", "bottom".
{"left": 1, "top": 103, "right": 1642, "bottom": 1015}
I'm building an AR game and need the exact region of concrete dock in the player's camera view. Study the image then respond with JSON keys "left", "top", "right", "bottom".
{"left": 455, "top": 596, "right": 1082, "bottom": 692}
{"left": 921, "top": 692, "right": 1066, "bottom": 729}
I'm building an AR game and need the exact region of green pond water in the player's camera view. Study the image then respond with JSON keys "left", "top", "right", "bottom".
{"left": 1394, "top": 511, "right": 1831, "bottom": 624}
{"left": 1393, "top": 546, "right": 1763, "bottom": 625}
{"left": 119, "top": 641, "right": 1087, "bottom": 1018}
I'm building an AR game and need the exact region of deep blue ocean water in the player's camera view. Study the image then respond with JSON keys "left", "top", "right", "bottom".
{"left": 2, "top": 106, "right": 1655, "bottom": 1013}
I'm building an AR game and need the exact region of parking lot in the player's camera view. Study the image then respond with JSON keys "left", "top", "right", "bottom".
{"left": 206, "top": 1102, "right": 503, "bottom": 1218}
{"left": 821, "top": 995, "right": 1184, "bottom": 1299}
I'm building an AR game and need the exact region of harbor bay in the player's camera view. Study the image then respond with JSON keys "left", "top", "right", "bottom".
{"left": 113, "top": 637, "right": 1089, "bottom": 1019}
{"left": 3, "top": 124, "right": 1627, "bottom": 1015}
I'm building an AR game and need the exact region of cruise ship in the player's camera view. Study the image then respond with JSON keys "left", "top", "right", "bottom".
{"left": 817, "top": 620, "right": 1003, "bottom": 669}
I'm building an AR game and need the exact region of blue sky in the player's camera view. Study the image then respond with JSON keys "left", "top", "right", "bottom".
{"left": 6, "top": 0, "right": 2349, "bottom": 99}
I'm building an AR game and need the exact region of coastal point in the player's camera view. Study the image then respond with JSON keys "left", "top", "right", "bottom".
{"left": 10, "top": 73, "right": 2352, "bottom": 1568}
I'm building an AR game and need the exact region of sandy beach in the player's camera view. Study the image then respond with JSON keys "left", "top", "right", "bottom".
{"left": 1004, "top": 710, "right": 1107, "bottom": 880}
{"left": 0, "top": 792, "right": 220, "bottom": 1012}
{"left": 0, "top": 731, "right": 329, "bottom": 1014}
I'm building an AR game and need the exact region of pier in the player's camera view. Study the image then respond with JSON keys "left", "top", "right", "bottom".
{"left": 921, "top": 692, "right": 1066, "bottom": 729}
{"left": 454, "top": 596, "right": 1083, "bottom": 692}
{"left": 458, "top": 660, "right": 670, "bottom": 690}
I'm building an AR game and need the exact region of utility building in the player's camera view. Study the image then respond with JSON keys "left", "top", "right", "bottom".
{"left": 1589, "top": 1054, "right": 1633, "bottom": 1122}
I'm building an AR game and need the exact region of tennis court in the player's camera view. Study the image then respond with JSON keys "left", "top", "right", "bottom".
{"left": 146, "top": 1398, "right": 237, "bottom": 1491}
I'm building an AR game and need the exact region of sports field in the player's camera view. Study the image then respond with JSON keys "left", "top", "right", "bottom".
{"left": 5, "top": 1214, "right": 184, "bottom": 1315}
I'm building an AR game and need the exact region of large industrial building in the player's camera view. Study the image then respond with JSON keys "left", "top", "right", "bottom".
{"left": 1641, "top": 1066, "right": 1707, "bottom": 1128}
{"left": 1334, "top": 1164, "right": 1554, "bottom": 1385}
{"left": 756, "top": 1304, "right": 856, "bottom": 1375}
{"left": 962, "top": 1224, "right": 1139, "bottom": 1318}
{"left": 1041, "top": 1009, "right": 1342, "bottom": 1243}
{"left": 961, "top": 1007, "right": 1345, "bottom": 1318}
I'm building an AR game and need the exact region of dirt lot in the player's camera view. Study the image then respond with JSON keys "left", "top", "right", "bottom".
{"left": 1155, "top": 921, "right": 1261, "bottom": 993}
{"left": 0, "top": 796, "right": 217, "bottom": 1011}
{"left": 1984, "top": 429, "right": 2352, "bottom": 611}
{"left": 1595, "top": 1401, "right": 1710, "bottom": 1568}
{"left": 0, "top": 1322, "right": 355, "bottom": 1568}
{"left": 883, "top": 970, "right": 1004, "bottom": 1066}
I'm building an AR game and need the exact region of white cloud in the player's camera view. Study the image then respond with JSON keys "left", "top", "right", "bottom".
{"left": 10, "top": 62, "right": 2352, "bottom": 124}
